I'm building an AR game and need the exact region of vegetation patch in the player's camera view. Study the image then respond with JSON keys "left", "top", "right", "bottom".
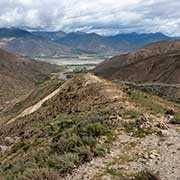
{"left": 123, "top": 122, "right": 160, "bottom": 138}
{"left": 127, "top": 88, "right": 166, "bottom": 114}
{"left": 93, "top": 169, "right": 160, "bottom": 180}
{"left": 0, "top": 109, "right": 116, "bottom": 179}
{"left": 133, "top": 171, "right": 160, "bottom": 180}
{"left": 170, "top": 113, "right": 180, "bottom": 124}
{"left": 120, "top": 109, "right": 141, "bottom": 119}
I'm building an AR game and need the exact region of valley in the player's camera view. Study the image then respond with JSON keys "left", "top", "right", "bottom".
{"left": 34, "top": 54, "right": 107, "bottom": 69}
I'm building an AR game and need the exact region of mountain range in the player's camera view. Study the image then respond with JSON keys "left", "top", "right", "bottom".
{"left": 0, "top": 28, "right": 179, "bottom": 57}
{"left": 0, "top": 28, "right": 71, "bottom": 57}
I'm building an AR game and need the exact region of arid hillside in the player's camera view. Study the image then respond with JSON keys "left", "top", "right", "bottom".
{"left": 0, "top": 49, "right": 58, "bottom": 110}
{"left": 0, "top": 73, "right": 180, "bottom": 180}
{"left": 93, "top": 40, "right": 180, "bottom": 84}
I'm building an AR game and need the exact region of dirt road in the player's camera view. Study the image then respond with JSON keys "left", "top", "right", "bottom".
{"left": 6, "top": 86, "right": 61, "bottom": 125}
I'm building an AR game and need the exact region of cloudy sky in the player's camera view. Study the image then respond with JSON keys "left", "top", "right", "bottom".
{"left": 0, "top": 0, "right": 180, "bottom": 35}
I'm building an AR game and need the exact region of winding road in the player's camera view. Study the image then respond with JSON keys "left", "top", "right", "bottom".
{"left": 113, "top": 80, "right": 180, "bottom": 88}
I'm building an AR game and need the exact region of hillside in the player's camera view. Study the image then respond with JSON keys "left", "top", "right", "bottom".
{"left": 0, "top": 73, "right": 180, "bottom": 180}
{"left": 0, "top": 49, "right": 58, "bottom": 111}
{"left": 93, "top": 40, "right": 180, "bottom": 84}
{"left": 0, "top": 28, "right": 71, "bottom": 57}
{"left": 1, "top": 37, "right": 71, "bottom": 57}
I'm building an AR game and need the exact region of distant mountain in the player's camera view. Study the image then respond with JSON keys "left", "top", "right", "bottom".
{"left": 93, "top": 40, "right": 180, "bottom": 84}
{"left": 108, "top": 32, "right": 170, "bottom": 42}
{"left": 0, "top": 28, "right": 179, "bottom": 57}
{"left": 0, "top": 28, "right": 34, "bottom": 38}
{"left": 0, "top": 37, "right": 71, "bottom": 57}
{"left": 0, "top": 48, "right": 58, "bottom": 109}
{"left": 107, "top": 32, "right": 171, "bottom": 49}
{"left": 32, "top": 31, "right": 67, "bottom": 41}
{"left": 56, "top": 32, "right": 130, "bottom": 55}
{"left": 0, "top": 28, "right": 71, "bottom": 57}
{"left": 56, "top": 31, "right": 179, "bottom": 55}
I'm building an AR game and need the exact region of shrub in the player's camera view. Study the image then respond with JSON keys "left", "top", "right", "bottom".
{"left": 94, "top": 144, "right": 107, "bottom": 157}
{"left": 21, "top": 168, "right": 61, "bottom": 180}
{"left": 58, "top": 153, "right": 80, "bottom": 173}
{"left": 121, "top": 110, "right": 140, "bottom": 119}
{"left": 79, "top": 122, "right": 109, "bottom": 137}
{"left": 74, "top": 146, "right": 93, "bottom": 162}
{"left": 1, "top": 110, "right": 114, "bottom": 178}
{"left": 134, "top": 171, "right": 160, "bottom": 180}
{"left": 123, "top": 122, "right": 158, "bottom": 138}
{"left": 51, "top": 133, "right": 83, "bottom": 154}
{"left": 170, "top": 114, "right": 180, "bottom": 124}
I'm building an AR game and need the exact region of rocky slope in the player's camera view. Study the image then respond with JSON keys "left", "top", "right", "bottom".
{"left": 93, "top": 40, "right": 180, "bottom": 84}
{"left": 0, "top": 73, "right": 179, "bottom": 180}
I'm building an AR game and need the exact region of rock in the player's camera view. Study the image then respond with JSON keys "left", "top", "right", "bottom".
{"left": 109, "top": 115, "right": 117, "bottom": 120}
{"left": 136, "top": 114, "right": 152, "bottom": 129}
{"left": 149, "top": 151, "right": 160, "bottom": 160}
{"left": 156, "top": 121, "right": 168, "bottom": 129}
{"left": 5, "top": 137, "right": 15, "bottom": 145}
{"left": 161, "top": 129, "right": 179, "bottom": 137}
{"left": 161, "top": 130, "right": 171, "bottom": 137}
{"left": 149, "top": 154, "right": 156, "bottom": 159}
{"left": 144, "top": 154, "right": 149, "bottom": 159}
{"left": 0, "top": 145, "right": 8, "bottom": 153}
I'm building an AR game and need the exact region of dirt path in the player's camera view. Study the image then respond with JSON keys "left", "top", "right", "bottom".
{"left": 6, "top": 87, "right": 61, "bottom": 125}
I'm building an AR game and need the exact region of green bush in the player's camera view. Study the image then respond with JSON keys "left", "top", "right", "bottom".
{"left": 58, "top": 153, "right": 80, "bottom": 173}
{"left": 79, "top": 122, "right": 109, "bottom": 137}
{"left": 170, "top": 114, "right": 180, "bottom": 124}
{"left": 123, "top": 122, "right": 158, "bottom": 138}
{"left": 133, "top": 171, "right": 160, "bottom": 180}
{"left": 1, "top": 110, "right": 114, "bottom": 178}
{"left": 74, "top": 146, "right": 93, "bottom": 162}
{"left": 51, "top": 134, "right": 83, "bottom": 154}
{"left": 121, "top": 110, "right": 140, "bottom": 119}
{"left": 21, "top": 168, "right": 61, "bottom": 180}
{"left": 94, "top": 144, "right": 107, "bottom": 157}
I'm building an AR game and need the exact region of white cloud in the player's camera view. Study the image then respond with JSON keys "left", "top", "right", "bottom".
{"left": 0, "top": 0, "right": 180, "bottom": 35}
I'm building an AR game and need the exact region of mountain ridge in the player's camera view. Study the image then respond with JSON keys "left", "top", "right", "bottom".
{"left": 93, "top": 40, "right": 180, "bottom": 84}
{"left": 0, "top": 28, "right": 179, "bottom": 57}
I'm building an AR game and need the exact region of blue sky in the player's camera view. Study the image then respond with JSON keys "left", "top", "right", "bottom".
{"left": 0, "top": 0, "right": 180, "bottom": 35}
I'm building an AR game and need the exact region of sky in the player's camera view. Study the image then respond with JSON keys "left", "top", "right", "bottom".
{"left": 0, "top": 0, "right": 180, "bottom": 36}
